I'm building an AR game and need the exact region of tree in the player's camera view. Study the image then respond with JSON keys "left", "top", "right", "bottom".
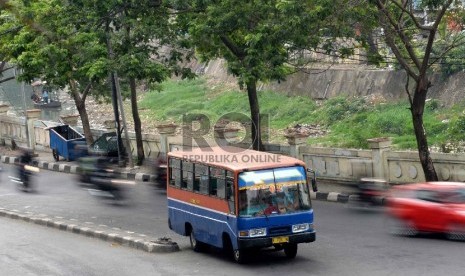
{"left": 62, "top": 0, "right": 192, "bottom": 165}
{"left": 0, "top": 0, "right": 110, "bottom": 145}
{"left": 173, "top": 0, "right": 332, "bottom": 151}
{"left": 105, "top": 0, "right": 173, "bottom": 165}
{"left": 0, "top": 4, "right": 22, "bottom": 84}
{"left": 367, "top": 0, "right": 460, "bottom": 180}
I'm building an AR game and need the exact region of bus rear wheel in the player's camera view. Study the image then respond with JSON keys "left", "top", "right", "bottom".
{"left": 284, "top": 244, "right": 298, "bottom": 259}
{"left": 189, "top": 229, "right": 205, "bottom": 252}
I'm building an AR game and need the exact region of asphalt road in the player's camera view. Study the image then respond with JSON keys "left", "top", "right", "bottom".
{"left": 0, "top": 164, "right": 463, "bottom": 275}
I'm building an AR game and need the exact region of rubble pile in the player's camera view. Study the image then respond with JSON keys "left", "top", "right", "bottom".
{"left": 284, "top": 123, "right": 328, "bottom": 137}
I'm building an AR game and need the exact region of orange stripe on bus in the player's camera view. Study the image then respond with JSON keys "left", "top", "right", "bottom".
{"left": 167, "top": 187, "right": 230, "bottom": 213}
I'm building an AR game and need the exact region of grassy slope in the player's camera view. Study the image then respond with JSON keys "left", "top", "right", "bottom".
{"left": 139, "top": 78, "right": 465, "bottom": 151}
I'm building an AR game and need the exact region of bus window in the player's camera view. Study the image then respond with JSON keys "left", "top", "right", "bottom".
{"left": 169, "top": 158, "right": 182, "bottom": 188}
{"left": 195, "top": 164, "right": 209, "bottom": 194}
{"left": 217, "top": 178, "right": 226, "bottom": 198}
{"left": 182, "top": 161, "right": 194, "bottom": 190}
{"left": 237, "top": 166, "right": 311, "bottom": 216}
{"left": 227, "top": 171, "right": 235, "bottom": 213}
{"left": 208, "top": 167, "right": 226, "bottom": 198}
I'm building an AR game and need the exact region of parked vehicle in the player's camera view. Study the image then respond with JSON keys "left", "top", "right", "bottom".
{"left": 76, "top": 132, "right": 123, "bottom": 183}
{"left": 87, "top": 132, "right": 119, "bottom": 160}
{"left": 386, "top": 182, "right": 465, "bottom": 240}
{"left": 167, "top": 146, "right": 318, "bottom": 263}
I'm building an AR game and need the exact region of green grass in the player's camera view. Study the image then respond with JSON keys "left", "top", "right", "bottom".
{"left": 139, "top": 78, "right": 465, "bottom": 151}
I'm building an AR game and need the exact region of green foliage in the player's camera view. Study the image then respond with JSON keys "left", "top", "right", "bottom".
{"left": 447, "top": 113, "right": 465, "bottom": 139}
{"left": 138, "top": 78, "right": 460, "bottom": 150}
{"left": 435, "top": 35, "right": 465, "bottom": 78}
{"left": 175, "top": 0, "right": 334, "bottom": 86}
{"left": 313, "top": 96, "right": 369, "bottom": 125}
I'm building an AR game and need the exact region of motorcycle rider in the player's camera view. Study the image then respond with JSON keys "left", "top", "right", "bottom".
{"left": 352, "top": 178, "right": 388, "bottom": 207}
{"left": 17, "top": 148, "right": 34, "bottom": 189}
{"left": 89, "top": 157, "right": 124, "bottom": 200}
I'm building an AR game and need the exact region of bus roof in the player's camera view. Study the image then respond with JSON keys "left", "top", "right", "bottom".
{"left": 168, "top": 146, "right": 306, "bottom": 172}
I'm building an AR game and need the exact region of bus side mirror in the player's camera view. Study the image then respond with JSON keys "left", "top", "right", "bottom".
{"left": 307, "top": 169, "right": 318, "bottom": 192}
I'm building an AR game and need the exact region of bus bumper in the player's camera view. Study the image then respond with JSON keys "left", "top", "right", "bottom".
{"left": 237, "top": 231, "right": 316, "bottom": 249}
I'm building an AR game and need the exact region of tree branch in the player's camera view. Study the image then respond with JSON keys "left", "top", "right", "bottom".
{"left": 405, "top": 73, "right": 413, "bottom": 106}
{"left": 375, "top": 0, "right": 421, "bottom": 69}
{"left": 384, "top": 27, "right": 419, "bottom": 81}
{"left": 81, "top": 82, "right": 92, "bottom": 102}
{"left": 220, "top": 35, "right": 245, "bottom": 60}
{"left": 391, "top": 0, "right": 433, "bottom": 31}
{"left": 420, "top": 0, "right": 453, "bottom": 75}
{"left": 428, "top": 35, "right": 465, "bottom": 69}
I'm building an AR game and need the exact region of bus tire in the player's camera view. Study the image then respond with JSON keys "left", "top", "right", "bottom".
{"left": 284, "top": 243, "right": 298, "bottom": 259}
{"left": 189, "top": 228, "right": 205, "bottom": 252}
{"left": 233, "top": 249, "right": 247, "bottom": 264}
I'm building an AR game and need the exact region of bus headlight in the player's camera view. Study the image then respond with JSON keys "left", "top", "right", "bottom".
{"left": 239, "top": 228, "right": 267, "bottom": 237}
{"left": 292, "top": 223, "right": 311, "bottom": 233}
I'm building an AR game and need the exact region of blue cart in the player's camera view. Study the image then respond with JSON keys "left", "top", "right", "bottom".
{"left": 49, "top": 125, "right": 87, "bottom": 161}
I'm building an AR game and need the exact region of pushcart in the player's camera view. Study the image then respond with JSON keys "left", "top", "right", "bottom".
{"left": 49, "top": 125, "right": 87, "bottom": 161}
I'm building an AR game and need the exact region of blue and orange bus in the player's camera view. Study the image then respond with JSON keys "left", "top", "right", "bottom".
{"left": 167, "top": 146, "right": 317, "bottom": 263}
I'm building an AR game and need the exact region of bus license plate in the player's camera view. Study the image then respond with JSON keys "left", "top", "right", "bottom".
{"left": 272, "top": 236, "right": 289, "bottom": 244}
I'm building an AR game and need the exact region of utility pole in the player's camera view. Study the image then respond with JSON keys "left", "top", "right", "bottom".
{"left": 109, "top": 72, "right": 125, "bottom": 166}
{"left": 17, "top": 68, "right": 30, "bottom": 148}
{"left": 106, "top": 21, "right": 133, "bottom": 168}
{"left": 114, "top": 72, "right": 133, "bottom": 168}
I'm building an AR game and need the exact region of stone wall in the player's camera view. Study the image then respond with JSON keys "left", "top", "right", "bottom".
{"left": 3, "top": 106, "right": 465, "bottom": 186}
{"left": 194, "top": 59, "right": 465, "bottom": 106}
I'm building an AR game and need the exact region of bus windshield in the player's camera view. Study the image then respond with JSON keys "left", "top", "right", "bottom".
{"left": 238, "top": 166, "right": 311, "bottom": 217}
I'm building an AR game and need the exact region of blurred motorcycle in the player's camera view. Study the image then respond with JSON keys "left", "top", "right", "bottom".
{"left": 78, "top": 156, "right": 133, "bottom": 201}
{"left": 348, "top": 178, "right": 389, "bottom": 209}
{"left": 10, "top": 164, "right": 40, "bottom": 192}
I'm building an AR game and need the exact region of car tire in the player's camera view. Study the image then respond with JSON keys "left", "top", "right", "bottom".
{"left": 387, "top": 216, "right": 417, "bottom": 237}
{"left": 446, "top": 223, "right": 465, "bottom": 241}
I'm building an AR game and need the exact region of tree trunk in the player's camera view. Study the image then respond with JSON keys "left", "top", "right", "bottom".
{"left": 69, "top": 86, "right": 94, "bottom": 145}
{"left": 246, "top": 80, "right": 264, "bottom": 151}
{"left": 411, "top": 78, "right": 438, "bottom": 181}
{"left": 129, "top": 77, "right": 145, "bottom": 165}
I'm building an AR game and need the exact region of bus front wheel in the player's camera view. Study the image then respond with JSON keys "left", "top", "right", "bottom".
{"left": 233, "top": 249, "right": 247, "bottom": 264}
{"left": 284, "top": 244, "right": 298, "bottom": 259}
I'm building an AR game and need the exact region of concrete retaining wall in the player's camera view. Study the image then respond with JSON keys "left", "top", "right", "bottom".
{"left": 194, "top": 59, "right": 465, "bottom": 107}
{"left": 2, "top": 108, "right": 465, "bottom": 186}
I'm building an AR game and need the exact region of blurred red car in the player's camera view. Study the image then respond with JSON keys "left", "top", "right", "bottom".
{"left": 386, "top": 182, "right": 465, "bottom": 240}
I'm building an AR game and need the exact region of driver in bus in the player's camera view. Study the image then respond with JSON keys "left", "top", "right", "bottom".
{"left": 258, "top": 194, "right": 279, "bottom": 215}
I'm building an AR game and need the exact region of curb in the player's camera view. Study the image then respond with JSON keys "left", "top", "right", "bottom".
{"left": 0, "top": 207, "right": 179, "bottom": 254}
{"left": 310, "top": 191, "right": 352, "bottom": 203}
{"left": 0, "top": 154, "right": 155, "bottom": 183}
